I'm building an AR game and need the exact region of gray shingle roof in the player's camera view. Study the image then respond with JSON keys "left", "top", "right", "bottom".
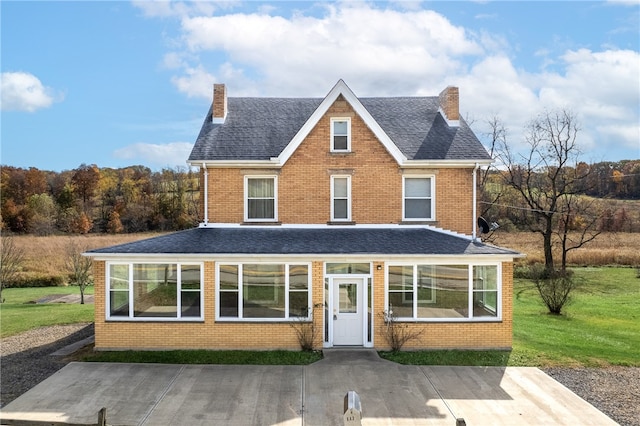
{"left": 87, "top": 227, "right": 519, "bottom": 257}
{"left": 188, "top": 96, "right": 491, "bottom": 162}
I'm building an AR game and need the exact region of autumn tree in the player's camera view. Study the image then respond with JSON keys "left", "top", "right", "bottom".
{"left": 106, "top": 210, "right": 124, "bottom": 234}
{"left": 71, "top": 164, "right": 100, "bottom": 213}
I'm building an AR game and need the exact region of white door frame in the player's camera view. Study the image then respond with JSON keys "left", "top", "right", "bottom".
{"left": 328, "top": 276, "right": 368, "bottom": 347}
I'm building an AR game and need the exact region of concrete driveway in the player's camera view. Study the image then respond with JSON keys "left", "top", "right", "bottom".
{"left": 1, "top": 350, "right": 616, "bottom": 426}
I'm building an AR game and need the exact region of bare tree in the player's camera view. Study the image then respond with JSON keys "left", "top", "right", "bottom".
{"left": 0, "top": 235, "right": 25, "bottom": 303}
{"left": 478, "top": 116, "right": 509, "bottom": 242}
{"left": 499, "top": 109, "right": 600, "bottom": 274}
{"left": 65, "top": 240, "right": 93, "bottom": 304}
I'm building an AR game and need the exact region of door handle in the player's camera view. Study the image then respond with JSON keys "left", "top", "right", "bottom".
{"left": 333, "top": 314, "right": 337, "bottom": 320}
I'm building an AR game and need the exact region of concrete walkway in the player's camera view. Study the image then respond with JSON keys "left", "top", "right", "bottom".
{"left": 1, "top": 350, "right": 616, "bottom": 426}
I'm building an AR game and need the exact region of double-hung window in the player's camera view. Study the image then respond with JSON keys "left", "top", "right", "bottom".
{"left": 331, "top": 118, "right": 351, "bottom": 152}
{"left": 107, "top": 262, "right": 203, "bottom": 321}
{"left": 245, "top": 176, "right": 277, "bottom": 222}
{"left": 386, "top": 263, "right": 500, "bottom": 321}
{"left": 331, "top": 175, "right": 351, "bottom": 221}
{"left": 217, "top": 263, "right": 311, "bottom": 320}
{"left": 403, "top": 176, "right": 434, "bottom": 220}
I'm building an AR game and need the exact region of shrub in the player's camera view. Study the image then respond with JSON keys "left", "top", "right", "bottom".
{"left": 532, "top": 268, "right": 577, "bottom": 315}
{"left": 289, "top": 303, "right": 323, "bottom": 351}
{"left": 380, "top": 309, "right": 424, "bottom": 352}
{"left": 4, "top": 275, "right": 65, "bottom": 288}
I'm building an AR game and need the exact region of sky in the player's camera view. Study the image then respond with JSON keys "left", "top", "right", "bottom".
{"left": 1, "top": 0, "right": 639, "bottom": 172}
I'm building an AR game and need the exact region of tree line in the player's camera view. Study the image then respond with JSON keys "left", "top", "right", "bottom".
{"left": 1, "top": 157, "right": 638, "bottom": 237}
{"left": 1, "top": 164, "right": 200, "bottom": 235}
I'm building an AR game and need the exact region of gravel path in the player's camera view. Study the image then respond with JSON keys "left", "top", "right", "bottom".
{"left": 1, "top": 324, "right": 638, "bottom": 425}
{"left": 0, "top": 323, "right": 94, "bottom": 408}
{"left": 544, "top": 366, "right": 640, "bottom": 426}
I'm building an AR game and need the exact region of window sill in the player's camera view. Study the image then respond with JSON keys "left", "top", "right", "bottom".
{"left": 106, "top": 318, "right": 204, "bottom": 323}
{"left": 215, "top": 318, "right": 312, "bottom": 323}
{"left": 327, "top": 221, "right": 356, "bottom": 225}
{"left": 399, "top": 220, "right": 438, "bottom": 225}
{"left": 241, "top": 221, "right": 282, "bottom": 226}
{"left": 391, "top": 318, "right": 501, "bottom": 323}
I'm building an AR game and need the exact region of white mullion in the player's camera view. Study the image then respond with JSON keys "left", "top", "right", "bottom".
{"left": 468, "top": 265, "right": 473, "bottom": 319}
{"left": 238, "top": 264, "right": 243, "bottom": 319}
{"left": 285, "top": 264, "right": 290, "bottom": 319}
{"left": 307, "top": 266, "right": 312, "bottom": 320}
{"left": 413, "top": 265, "right": 418, "bottom": 320}
{"left": 128, "top": 264, "right": 134, "bottom": 318}
{"left": 177, "top": 264, "right": 182, "bottom": 319}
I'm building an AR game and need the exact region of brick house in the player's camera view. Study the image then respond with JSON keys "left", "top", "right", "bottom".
{"left": 88, "top": 80, "right": 520, "bottom": 351}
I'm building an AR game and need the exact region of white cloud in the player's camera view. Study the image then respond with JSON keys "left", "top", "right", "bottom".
{"left": 1, "top": 72, "right": 61, "bottom": 112}
{"left": 114, "top": 142, "right": 194, "bottom": 167}
{"left": 150, "top": 2, "right": 639, "bottom": 161}
{"left": 170, "top": 65, "right": 216, "bottom": 98}
{"left": 174, "top": 4, "right": 483, "bottom": 97}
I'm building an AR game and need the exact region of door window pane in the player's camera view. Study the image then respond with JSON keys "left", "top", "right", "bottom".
{"left": 338, "top": 283, "right": 357, "bottom": 313}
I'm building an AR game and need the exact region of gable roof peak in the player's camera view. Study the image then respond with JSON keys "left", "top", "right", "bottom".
{"left": 277, "top": 79, "right": 407, "bottom": 165}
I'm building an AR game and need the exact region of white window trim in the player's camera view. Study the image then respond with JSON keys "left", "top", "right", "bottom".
{"left": 105, "top": 262, "right": 204, "bottom": 322}
{"left": 402, "top": 175, "right": 435, "bottom": 221}
{"left": 384, "top": 262, "right": 502, "bottom": 322}
{"left": 215, "top": 262, "right": 312, "bottom": 322}
{"left": 330, "top": 175, "right": 352, "bottom": 221}
{"left": 330, "top": 117, "right": 351, "bottom": 152}
{"left": 244, "top": 175, "right": 278, "bottom": 222}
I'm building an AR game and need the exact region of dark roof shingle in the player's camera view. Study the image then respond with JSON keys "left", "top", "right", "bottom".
{"left": 88, "top": 227, "right": 519, "bottom": 257}
{"left": 188, "top": 96, "right": 491, "bottom": 162}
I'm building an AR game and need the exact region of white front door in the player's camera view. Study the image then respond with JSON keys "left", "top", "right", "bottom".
{"left": 332, "top": 278, "right": 364, "bottom": 346}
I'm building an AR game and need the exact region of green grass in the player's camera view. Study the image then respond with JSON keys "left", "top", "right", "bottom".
{"left": 383, "top": 267, "right": 640, "bottom": 367}
{"left": 0, "top": 286, "right": 94, "bottom": 338}
{"left": 511, "top": 267, "right": 640, "bottom": 367}
{"left": 82, "top": 349, "right": 322, "bottom": 365}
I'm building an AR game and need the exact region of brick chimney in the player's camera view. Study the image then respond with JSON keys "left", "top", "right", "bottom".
{"left": 438, "top": 86, "right": 459, "bottom": 124}
{"left": 212, "top": 83, "right": 227, "bottom": 123}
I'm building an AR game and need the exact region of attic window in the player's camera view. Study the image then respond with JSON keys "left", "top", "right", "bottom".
{"left": 331, "top": 118, "right": 351, "bottom": 152}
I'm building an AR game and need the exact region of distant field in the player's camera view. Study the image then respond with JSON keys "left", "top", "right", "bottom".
{"left": 10, "top": 233, "right": 166, "bottom": 284}
{"left": 493, "top": 232, "right": 640, "bottom": 267}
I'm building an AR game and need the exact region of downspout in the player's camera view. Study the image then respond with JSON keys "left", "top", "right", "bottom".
{"left": 472, "top": 162, "right": 479, "bottom": 241}
{"left": 202, "top": 163, "right": 209, "bottom": 226}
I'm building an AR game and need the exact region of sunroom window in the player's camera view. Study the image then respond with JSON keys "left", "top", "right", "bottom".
{"left": 386, "top": 263, "right": 500, "bottom": 321}
{"left": 217, "top": 263, "right": 311, "bottom": 320}
{"left": 107, "top": 263, "right": 203, "bottom": 321}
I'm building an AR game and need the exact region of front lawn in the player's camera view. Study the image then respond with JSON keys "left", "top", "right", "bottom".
{"left": 382, "top": 267, "right": 640, "bottom": 367}
{"left": 0, "top": 286, "right": 94, "bottom": 338}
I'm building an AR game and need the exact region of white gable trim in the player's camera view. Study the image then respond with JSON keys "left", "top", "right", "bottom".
{"left": 277, "top": 79, "right": 407, "bottom": 166}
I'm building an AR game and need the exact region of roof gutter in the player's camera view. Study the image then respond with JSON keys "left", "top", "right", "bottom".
{"left": 187, "top": 159, "right": 281, "bottom": 169}
{"left": 401, "top": 159, "right": 493, "bottom": 169}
